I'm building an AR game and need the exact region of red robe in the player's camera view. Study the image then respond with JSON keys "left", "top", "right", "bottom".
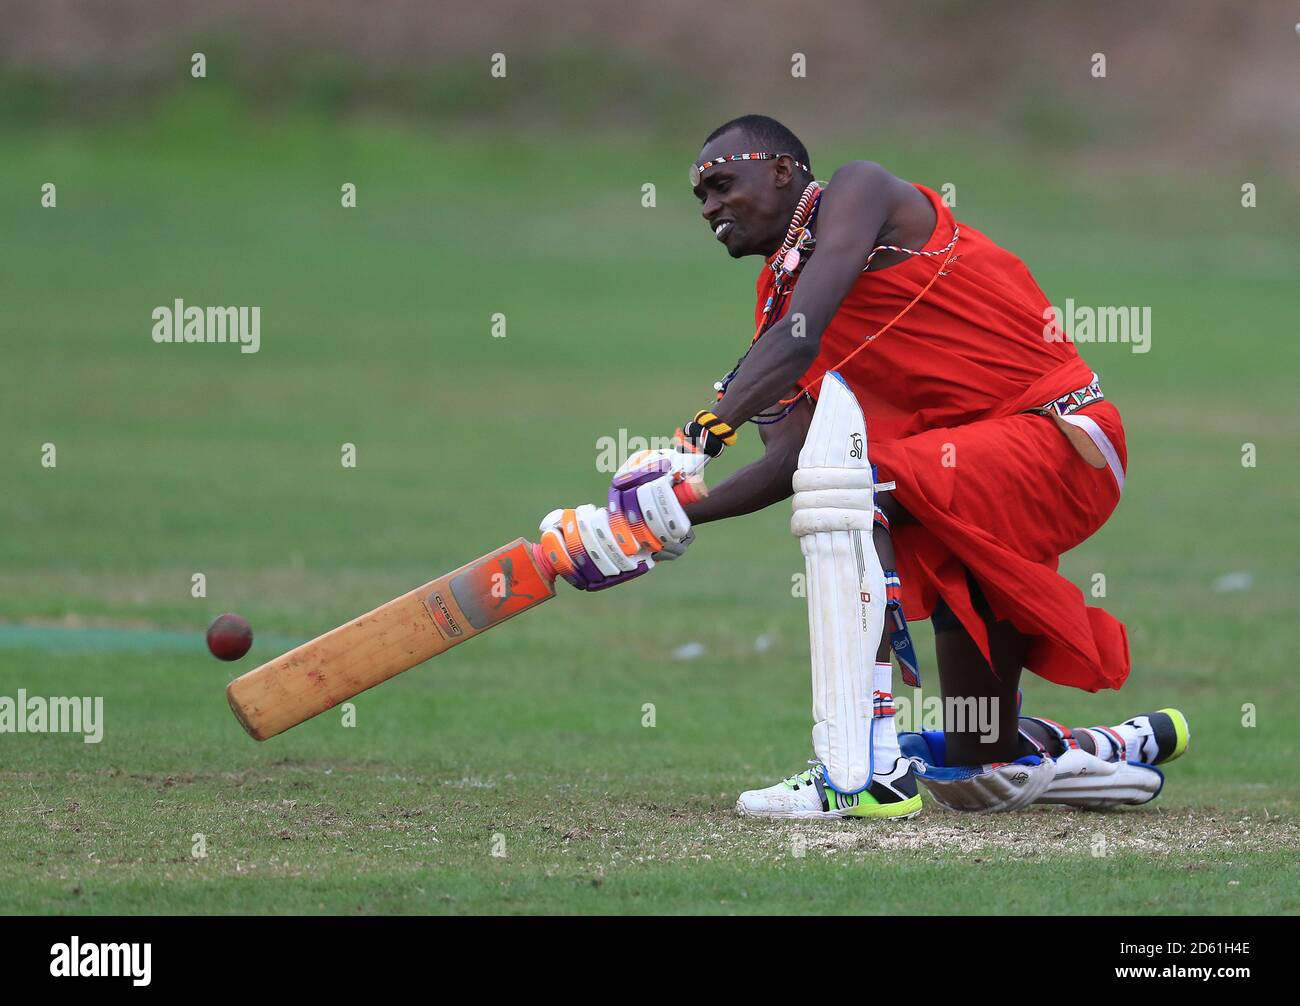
{"left": 755, "top": 184, "right": 1128, "bottom": 691}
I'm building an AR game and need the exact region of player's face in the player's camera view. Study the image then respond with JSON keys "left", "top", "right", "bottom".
{"left": 693, "top": 134, "right": 793, "bottom": 259}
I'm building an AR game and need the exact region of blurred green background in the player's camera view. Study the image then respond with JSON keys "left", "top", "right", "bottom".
{"left": 1, "top": 1, "right": 1297, "bottom": 914}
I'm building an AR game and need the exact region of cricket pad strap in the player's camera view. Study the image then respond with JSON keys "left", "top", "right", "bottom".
{"left": 899, "top": 731, "right": 1057, "bottom": 812}
{"left": 1035, "top": 748, "right": 1164, "bottom": 808}
{"left": 884, "top": 569, "right": 921, "bottom": 688}
{"left": 792, "top": 371, "right": 883, "bottom": 794}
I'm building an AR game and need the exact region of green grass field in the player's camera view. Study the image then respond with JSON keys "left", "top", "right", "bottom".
{"left": 3, "top": 97, "right": 1299, "bottom": 914}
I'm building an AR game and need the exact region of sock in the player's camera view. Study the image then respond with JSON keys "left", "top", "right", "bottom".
{"left": 1076, "top": 727, "right": 1118, "bottom": 759}
{"left": 872, "top": 661, "right": 901, "bottom": 773}
{"left": 1074, "top": 727, "right": 1119, "bottom": 762}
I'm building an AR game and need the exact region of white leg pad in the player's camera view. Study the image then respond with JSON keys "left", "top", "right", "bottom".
{"left": 792, "top": 372, "right": 884, "bottom": 794}
{"left": 915, "top": 759, "right": 1059, "bottom": 812}
{"left": 1035, "top": 748, "right": 1165, "bottom": 808}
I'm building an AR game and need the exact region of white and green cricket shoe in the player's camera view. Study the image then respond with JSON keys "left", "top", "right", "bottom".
{"left": 735, "top": 758, "right": 923, "bottom": 820}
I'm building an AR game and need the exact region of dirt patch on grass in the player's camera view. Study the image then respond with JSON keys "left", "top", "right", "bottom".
{"left": 509, "top": 798, "right": 1300, "bottom": 869}
{"left": 742, "top": 805, "right": 1300, "bottom": 862}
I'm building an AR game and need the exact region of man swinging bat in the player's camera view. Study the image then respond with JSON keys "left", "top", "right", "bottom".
{"left": 553, "top": 115, "right": 1189, "bottom": 819}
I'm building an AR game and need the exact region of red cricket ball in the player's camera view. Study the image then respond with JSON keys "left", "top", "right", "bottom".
{"left": 207, "top": 613, "right": 253, "bottom": 661}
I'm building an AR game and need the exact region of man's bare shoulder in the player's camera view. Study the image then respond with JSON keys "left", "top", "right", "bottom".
{"left": 824, "top": 160, "right": 911, "bottom": 199}
{"left": 824, "top": 160, "right": 935, "bottom": 249}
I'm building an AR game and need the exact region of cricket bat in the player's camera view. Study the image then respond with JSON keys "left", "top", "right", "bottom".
{"left": 227, "top": 476, "right": 703, "bottom": 740}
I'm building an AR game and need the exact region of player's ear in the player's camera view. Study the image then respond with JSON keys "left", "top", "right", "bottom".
{"left": 774, "top": 155, "right": 798, "bottom": 188}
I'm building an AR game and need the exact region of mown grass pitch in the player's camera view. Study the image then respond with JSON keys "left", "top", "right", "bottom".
{"left": 2, "top": 101, "right": 1298, "bottom": 914}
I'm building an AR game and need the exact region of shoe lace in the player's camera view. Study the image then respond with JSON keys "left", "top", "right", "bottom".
{"left": 783, "top": 760, "right": 824, "bottom": 789}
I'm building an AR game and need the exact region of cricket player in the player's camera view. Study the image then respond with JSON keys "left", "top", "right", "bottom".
{"left": 545, "top": 115, "right": 1188, "bottom": 819}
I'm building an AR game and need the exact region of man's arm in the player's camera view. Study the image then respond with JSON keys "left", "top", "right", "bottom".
{"left": 710, "top": 161, "right": 898, "bottom": 431}
{"left": 685, "top": 392, "right": 813, "bottom": 524}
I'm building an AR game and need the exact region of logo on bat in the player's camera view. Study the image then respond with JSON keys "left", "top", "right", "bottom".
{"left": 491, "top": 556, "right": 537, "bottom": 609}
{"left": 427, "top": 592, "right": 464, "bottom": 638}
{"left": 448, "top": 542, "right": 552, "bottom": 631}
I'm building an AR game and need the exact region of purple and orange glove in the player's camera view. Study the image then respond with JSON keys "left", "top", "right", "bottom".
{"left": 607, "top": 451, "right": 702, "bottom": 553}
{"left": 537, "top": 450, "right": 709, "bottom": 592}
{"left": 537, "top": 504, "right": 653, "bottom": 592}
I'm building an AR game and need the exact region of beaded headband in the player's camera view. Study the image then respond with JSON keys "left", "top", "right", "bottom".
{"left": 689, "top": 152, "right": 811, "bottom": 188}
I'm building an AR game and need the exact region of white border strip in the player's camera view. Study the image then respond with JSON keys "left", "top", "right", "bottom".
{"left": 1061, "top": 414, "right": 1125, "bottom": 493}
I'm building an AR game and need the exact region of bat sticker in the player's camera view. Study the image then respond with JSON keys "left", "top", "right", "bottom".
{"left": 450, "top": 542, "right": 550, "bottom": 630}
{"left": 425, "top": 592, "right": 464, "bottom": 640}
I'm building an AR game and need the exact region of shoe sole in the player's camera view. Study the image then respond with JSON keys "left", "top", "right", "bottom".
{"left": 735, "top": 793, "right": 923, "bottom": 821}
{"left": 844, "top": 793, "right": 923, "bottom": 820}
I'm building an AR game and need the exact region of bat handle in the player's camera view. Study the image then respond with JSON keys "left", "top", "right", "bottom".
{"left": 532, "top": 541, "right": 558, "bottom": 583}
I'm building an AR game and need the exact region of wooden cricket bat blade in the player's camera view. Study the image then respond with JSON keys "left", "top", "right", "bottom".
{"left": 227, "top": 538, "right": 556, "bottom": 740}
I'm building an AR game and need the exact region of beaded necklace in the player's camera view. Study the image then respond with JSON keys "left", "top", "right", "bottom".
{"left": 712, "top": 181, "right": 822, "bottom": 421}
